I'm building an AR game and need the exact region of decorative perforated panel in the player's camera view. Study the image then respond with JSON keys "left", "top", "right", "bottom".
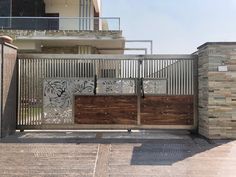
{"left": 97, "top": 79, "right": 136, "bottom": 94}
{"left": 143, "top": 79, "right": 167, "bottom": 94}
{"left": 43, "top": 79, "right": 94, "bottom": 124}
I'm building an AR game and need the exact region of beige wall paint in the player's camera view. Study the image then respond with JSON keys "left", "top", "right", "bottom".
{"left": 44, "top": 0, "right": 80, "bottom": 30}
{"left": 44, "top": 0, "right": 80, "bottom": 17}
{"left": 44, "top": 0, "right": 96, "bottom": 30}
{"left": 93, "top": 0, "right": 101, "bottom": 13}
{"left": 13, "top": 41, "right": 41, "bottom": 52}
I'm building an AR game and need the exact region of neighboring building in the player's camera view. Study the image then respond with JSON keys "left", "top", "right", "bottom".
{"left": 0, "top": 0, "right": 125, "bottom": 54}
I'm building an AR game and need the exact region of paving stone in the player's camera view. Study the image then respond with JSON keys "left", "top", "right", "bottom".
{"left": 0, "top": 132, "right": 236, "bottom": 177}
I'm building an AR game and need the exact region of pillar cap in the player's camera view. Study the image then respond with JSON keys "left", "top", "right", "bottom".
{"left": 0, "top": 36, "right": 13, "bottom": 44}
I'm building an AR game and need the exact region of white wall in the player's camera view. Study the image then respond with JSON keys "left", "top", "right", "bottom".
{"left": 44, "top": 0, "right": 80, "bottom": 30}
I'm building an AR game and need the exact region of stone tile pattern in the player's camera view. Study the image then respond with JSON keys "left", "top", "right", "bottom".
{"left": 0, "top": 30, "right": 123, "bottom": 54}
{"left": 198, "top": 43, "right": 236, "bottom": 139}
{"left": 0, "top": 143, "right": 98, "bottom": 177}
{"left": 1, "top": 135, "right": 236, "bottom": 177}
{"left": 0, "top": 30, "right": 123, "bottom": 41}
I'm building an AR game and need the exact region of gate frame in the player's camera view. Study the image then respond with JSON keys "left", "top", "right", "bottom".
{"left": 17, "top": 54, "right": 198, "bottom": 131}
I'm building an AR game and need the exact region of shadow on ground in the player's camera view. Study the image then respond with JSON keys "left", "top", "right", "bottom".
{"left": 130, "top": 136, "right": 227, "bottom": 165}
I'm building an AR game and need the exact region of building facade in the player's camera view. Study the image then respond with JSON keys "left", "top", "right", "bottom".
{"left": 0, "top": 0, "right": 125, "bottom": 54}
{"left": 1, "top": 1, "right": 236, "bottom": 139}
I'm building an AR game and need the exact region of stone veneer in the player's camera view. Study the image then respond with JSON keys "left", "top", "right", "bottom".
{"left": 0, "top": 30, "right": 123, "bottom": 40}
{"left": 198, "top": 43, "right": 236, "bottom": 139}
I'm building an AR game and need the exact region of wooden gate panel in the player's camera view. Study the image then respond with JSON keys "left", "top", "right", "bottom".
{"left": 74, "top": 95, "right": 137, "bottom": 125}
{"left": 141, "top": 96, "right": 194, "bottom": 125}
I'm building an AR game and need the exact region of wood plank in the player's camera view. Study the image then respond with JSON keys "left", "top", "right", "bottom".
{"left": 141, "top": 96, "right": 194, "bottom": 125}
{"left": 74, "top": 95, "right": 137, "bottom": 125}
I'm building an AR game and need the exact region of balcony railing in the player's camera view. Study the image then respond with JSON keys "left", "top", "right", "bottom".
{"left": 0, "top": 17, "right": 120, "bottom": 31}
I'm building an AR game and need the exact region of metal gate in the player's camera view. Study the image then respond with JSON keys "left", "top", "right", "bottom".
{"left": 17, "top": 54, "right": 197, "bottom": 130}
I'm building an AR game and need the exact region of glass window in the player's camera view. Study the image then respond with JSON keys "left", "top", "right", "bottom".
{"left": 0, "top": 0, "right": 10, "bottom": 16}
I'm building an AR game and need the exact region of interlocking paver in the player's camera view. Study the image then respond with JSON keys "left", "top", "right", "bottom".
{"left": 0, "top": 132, "right": 236, "bottom": 177}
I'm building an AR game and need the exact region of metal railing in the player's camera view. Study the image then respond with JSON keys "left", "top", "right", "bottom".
{"left": 0, "top": 17, "right": 120, "bottom": 31}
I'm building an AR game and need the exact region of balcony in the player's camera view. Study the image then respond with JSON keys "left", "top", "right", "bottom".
{"left": 0, "top": 17, "right": 120, "bottom": 31}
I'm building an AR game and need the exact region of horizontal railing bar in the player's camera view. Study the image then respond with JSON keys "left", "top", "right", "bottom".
{"left": 18, "top": 54, "right": 196, "bottom": 60}
{"left": 0, "top": 17, "right": 120, "bottom": 31}
{"left": 0, "top": 17, "right": 120, "bottom": 20}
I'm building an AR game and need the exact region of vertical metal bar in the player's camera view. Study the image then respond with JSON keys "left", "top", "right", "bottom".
{"left": 26, "top": 59, "right": 28, "bottom": 125}
{"left": 168, "top": 60, "right": 170, "bottom": 95}
{"left": 191, "top": 59, "right": 194, "bottom": 95}
{"left": 27, "top": 59, "right": 30, "bottom": 125}
{"left": 183, "top": 60, "right": 186, "bottom": 95}
{"left": 168, "top": 59, "right": 171, "bottom": 95}
{"left": 184, "top": 60, "right": 186, "bottom": 95}
{"left": 157, "top": 59, "right": 159, "bottom": 79}
{"left": 31, "top": 59, "right": 34, "bottom": 125}
{"left": 84, "top": 59, "right": 86, "bottom": 78}
{"left": 68, "top": 59, "right": 71, "bottom": 77}
{"left": 39, "top": 59, "right": 43, "bottom": 124}
{"left": 137, "top": 59, "right": 141, "bottom": 125}
{"left": 181, "top": 60, "right": 183, "bottom": 95}
{"left": 72, "top": 60, "right": 75, "bottom": 77}
{"left": 16, "top": 59, "right": 19, "bottom": 126}
{"left": 37, "top": 59, "right": 41, "bottom": 124}
{"left": 186, "top": 60, "right": 189, "bottom": 95}
{"left": 122, "top": 60, "right": 125, "bottom": 78}
{"left": 177, "top": 60, "right": 180, "bottom": 95}
{"left": 68, "top": 59, "right": 70, "bottom": 77}
{"left": 87, "top": 59, "right": 89, "bottom": 78}
{"left": 165, "top": 60, "right": 168, "bottom": 94}
{"left": 61, "top": 59, "right": 64, "bottom": 77}
{"left": 64, "top": 59, "right": 66, "bottom": 77}
{"left": 20, "top": 59, "right": 23, "bottom": 125}
{"left": 57, "top": 59, "right": 60, "bottom": 77}
{"left": 22, "top": 59, "right": 25, "bottom": 125}
{"left": 132, "top": 60, "right": 135, "bottom": 78}
{"left": 188, "top": 59, "right": 191, "bottom": 95}
{"left": 182, "top": 60, "right": 184, "bottom": 95}
{"left": 174, "top": 60, "right": 177, "bottom": 95}
{"left": 193, "top": 56, "right": 198, "bottom": 129}
{"left": 60, "top": 59, "right": 63, "bottom": 77}
{"left": 35, "top": 59, "right": 38, "bottom": 125}
{"left": 23, "top": 59, "right": 26, "bottom": 126}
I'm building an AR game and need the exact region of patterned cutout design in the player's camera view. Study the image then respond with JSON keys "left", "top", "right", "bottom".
{"left": 97, "top": 79, "right": 135, "bottom": 94}
{"left": 43, "top": 79, "right": 94, "bottom": 124}
{"left": 143, "top": 80, "right": 167, "bottom": 94}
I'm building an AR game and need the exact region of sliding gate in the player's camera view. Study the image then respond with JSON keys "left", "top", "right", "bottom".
{"left": 17, "top": 55, "right": 197, "bottom": 130}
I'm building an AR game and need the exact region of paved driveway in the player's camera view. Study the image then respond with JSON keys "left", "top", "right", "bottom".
{"left": 0, "top": 131, "right": 236, "bottom": 177}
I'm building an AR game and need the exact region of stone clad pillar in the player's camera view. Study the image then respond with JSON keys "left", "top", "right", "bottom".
{"left": 198, "top": 42, "right": 236, "bottom": 139}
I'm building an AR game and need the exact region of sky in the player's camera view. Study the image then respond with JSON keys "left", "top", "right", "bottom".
{"left": 102, "top": 0, "right": 236, "bottom": 54}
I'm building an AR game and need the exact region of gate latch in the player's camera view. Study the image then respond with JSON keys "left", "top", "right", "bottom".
{"left": 140, "top": 78, "right": 145, "bottom": 98}
{"left": 94, "top": 75, "right": 97, "bottom": 95}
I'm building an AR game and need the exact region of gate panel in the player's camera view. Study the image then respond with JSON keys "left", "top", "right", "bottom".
{"left": 140, "top": 58, "right": 195, "bottom": 126}
{"left": 141, "top": 96, "right": 194, "bottom": 125}
{"left": 74, "top": 95, "right": 137, "bottom": 124}
{"left": 17, "top": 55, "right": 197, "bottom": 130}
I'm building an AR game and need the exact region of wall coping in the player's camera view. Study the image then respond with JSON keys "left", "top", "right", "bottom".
{"left": 198, "top": 42, "right": 236, "bottom": 49}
